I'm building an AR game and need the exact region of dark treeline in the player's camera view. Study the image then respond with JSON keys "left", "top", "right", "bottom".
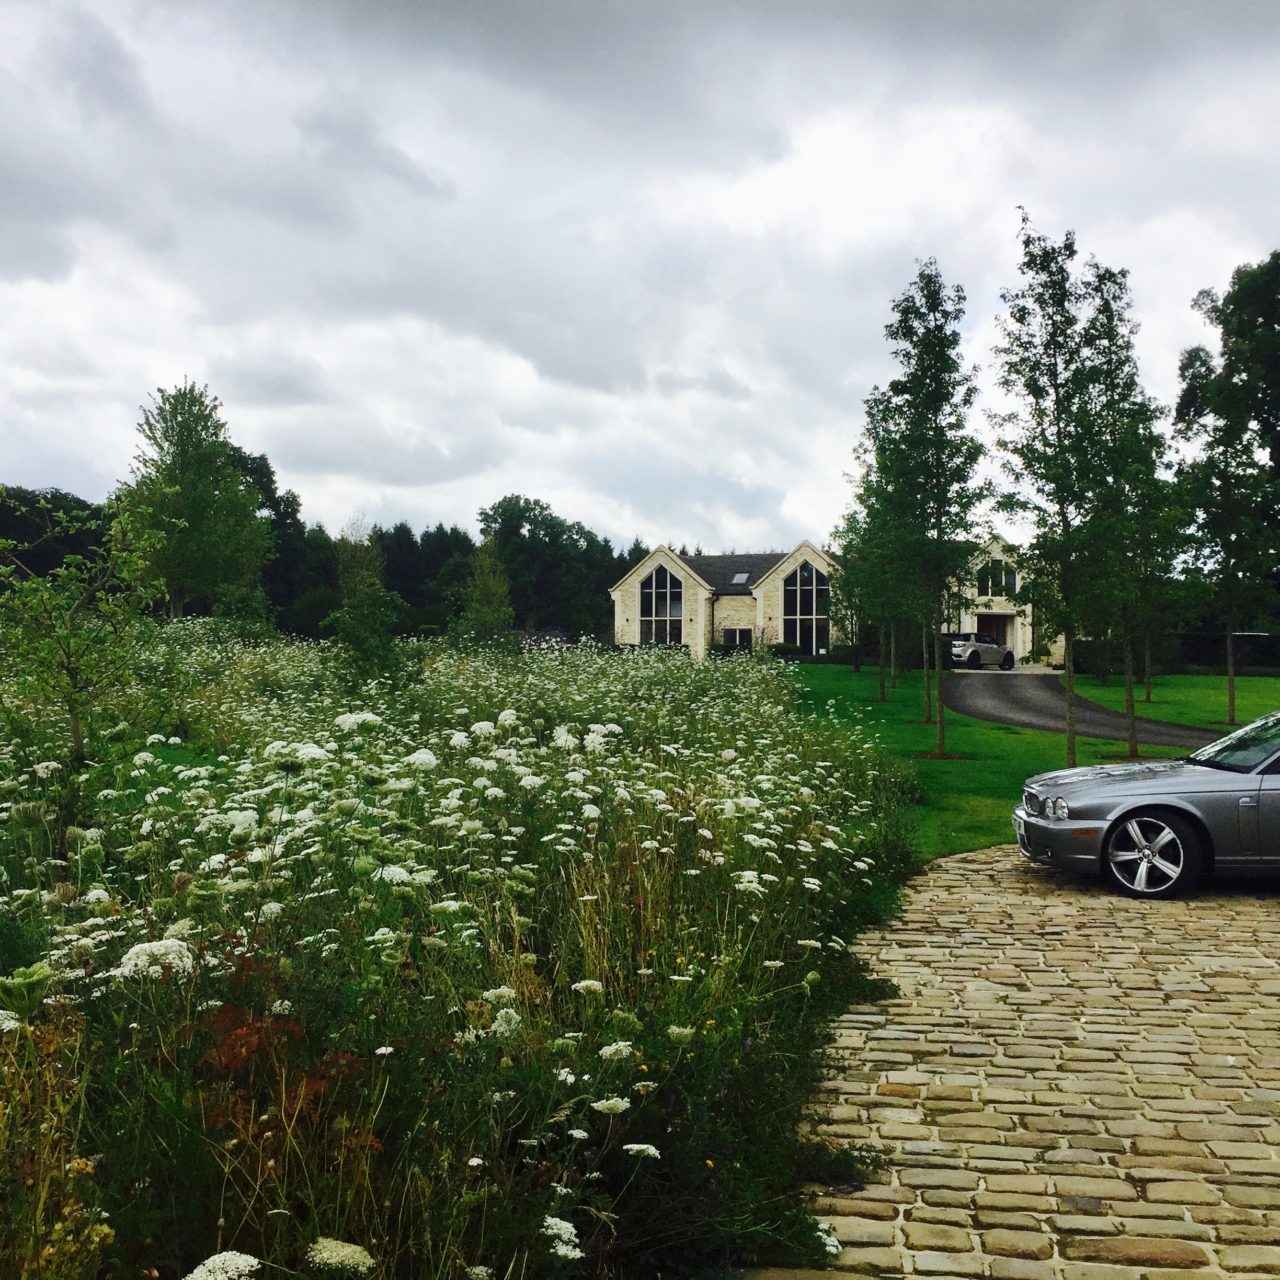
{"left": 0, "top": 473, "right": 651, "bottom": 641}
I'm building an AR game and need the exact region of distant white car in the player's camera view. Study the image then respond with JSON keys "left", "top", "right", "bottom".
{"left": 950, "top": 631, "right": 1015, "bottom": 670}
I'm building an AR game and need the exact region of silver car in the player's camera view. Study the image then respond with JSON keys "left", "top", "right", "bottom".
{"left": 1013, "top": 711, "right": 1280, "bottom": 897}
{"left": 951, "top": 632, "right": 1015, "bottom": 670}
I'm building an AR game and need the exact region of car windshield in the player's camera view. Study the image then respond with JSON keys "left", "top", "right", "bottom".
{"left": 1188, "top": 712, "right": 1280, "bottom": 773}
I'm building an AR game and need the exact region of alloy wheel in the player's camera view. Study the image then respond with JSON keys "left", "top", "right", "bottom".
{"left": 1107, "top": 817, "right": 1184, "bottom": 894}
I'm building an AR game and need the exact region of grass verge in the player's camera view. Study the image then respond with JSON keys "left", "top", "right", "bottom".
{"left": 1073, "top": 673, "right": 1280, "bottom": 729}
{"left": 793, "top": 666, "right": 1185, "bottom": 859}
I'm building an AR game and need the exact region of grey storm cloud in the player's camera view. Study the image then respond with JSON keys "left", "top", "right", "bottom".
{"left": 2, "top": 0, "right": 1278, "bottom": 548}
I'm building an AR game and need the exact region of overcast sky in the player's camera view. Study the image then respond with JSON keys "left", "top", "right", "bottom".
{"left": 3, "top": 1, "right": 1277, "bottom": 551}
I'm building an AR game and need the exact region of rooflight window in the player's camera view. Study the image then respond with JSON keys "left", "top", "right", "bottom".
{"left": 731, "top": 572, "right": 749, "bottom": 584}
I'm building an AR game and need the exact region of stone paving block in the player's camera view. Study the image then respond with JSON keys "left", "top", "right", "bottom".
{"left": 1217, "top": 1244, "right": 1280, "bottom": 1273}
{"left": 982, "top": 1228, "right": 1053, "bottom": 1260}
{"left": 1060, "top": 1234, "right": 1212, "bottom": 1267}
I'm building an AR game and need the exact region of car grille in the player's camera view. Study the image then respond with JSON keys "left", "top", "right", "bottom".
{"left": 1022, "top": 790, "right": 1042, "bottom": 815}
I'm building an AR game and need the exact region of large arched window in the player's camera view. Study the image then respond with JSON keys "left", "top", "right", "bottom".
{"left": 783, "top": 561, "right": 829, "bottom": 654}
{"left": 639, "top": 565, "right": 683, "bottom": 644}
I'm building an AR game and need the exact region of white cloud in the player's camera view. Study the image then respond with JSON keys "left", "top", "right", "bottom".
{"left": 2, "top": 0, "right": 1278, "bottom": 551}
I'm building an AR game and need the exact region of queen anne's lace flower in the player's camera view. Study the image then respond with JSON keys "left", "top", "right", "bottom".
{"left": 589, "top": 1095, "right": 630, "bottom": 1114}
{"left": 182, "top": 1252, "right": 261, "bottom": 1280}
{"left": 541, "top": 1216, "right": 584, "bottom": 1261}
{"left": 111, "top": 938, "right": 195, "bottom": 981}
{"left": 304, "top": 1237, "right": 377, "bottom": 1277}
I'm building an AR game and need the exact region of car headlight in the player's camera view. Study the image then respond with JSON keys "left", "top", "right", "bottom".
{"left": 1050, "top": 796, "right": 1070, "bottom": 820}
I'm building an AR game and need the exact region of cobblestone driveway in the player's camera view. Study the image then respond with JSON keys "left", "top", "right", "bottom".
{"left": 753, "top": 845, "right": 1280, "bottom": 1279}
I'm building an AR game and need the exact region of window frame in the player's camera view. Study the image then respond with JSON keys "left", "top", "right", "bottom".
{"left": 781, "top": 560, "right": 830, "bottom": 654}
{"left": 638, "top": 564, "right": 684, "bottom": 645}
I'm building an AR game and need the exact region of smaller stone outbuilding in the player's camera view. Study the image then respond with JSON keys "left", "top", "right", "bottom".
{"left": 609, "top": 541, "right": 836, "bottom": 660}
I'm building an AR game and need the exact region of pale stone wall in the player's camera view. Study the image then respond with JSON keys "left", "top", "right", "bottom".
{"left": 752, "top": 541, "right": 841, "bottom": 649}
{"left": 714, "top": 595, "right": 758, "bottom": 645}
{"left": 610, "top": 547, "right": 710, "bottom": 658}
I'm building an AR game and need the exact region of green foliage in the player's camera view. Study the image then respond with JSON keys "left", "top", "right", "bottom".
{"left": 0, "top": 496, "right": 164, "bottom": 770}
{"left": 994, "top": 212, "right": 1172, "bottom": 762}
{"left": 125, "top": 381, "right": 272, "bottom": 617}
{"left": 1176, "top": 257, "right": 1280, "bottom": 723}
{"left": 454, "top": 537, "right": 514, "bottom": 644}
{"left": 479, "top": 494, "right": 623, "bottom": 637}
{"left": 0, "top": 629, "right": 913, "bottom": 1277}
{"left": 324, "top": 524, "right": 406, "bottom": 676}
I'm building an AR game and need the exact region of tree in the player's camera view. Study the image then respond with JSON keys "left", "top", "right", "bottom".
{"left": 478, "top": 495, "right": 624, "bottom": 637}
{"left": 454, "top": 537, "right": 515, "bottom": 643}
{"left": 126, "top": 382, "right": 271, "bottom": 617}
{"left": 227, "top": 444, "right": 307, "bottom": 619}
{"left": 0, "top": 497, "right": 163, "bottom": 778}
{"left": 1071, "top": 260, "right": 1178, "bottom": 756}
{"left": 324, "top": 520, "right": 405, "bottom": 675}
{"left": 861, "top": 259, "right": 985, "bottom": 755}
{"left": 1188, "top": 252, "right": 1280, "bottom": 493}
{"left": 994, "top": 214, "right": 1102, "bottom": 768}
{"left": 1175, "top": 343, "right": 1277, "bottom": 725}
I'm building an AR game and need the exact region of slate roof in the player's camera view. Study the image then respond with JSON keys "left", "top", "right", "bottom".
{"left": 680, "top": 552, "right": 785, "bottom": 595}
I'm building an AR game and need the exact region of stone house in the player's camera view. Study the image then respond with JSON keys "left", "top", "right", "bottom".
{"left": 950, "top": 534, "right": 1061, "bottom": 665}
{"left": 609, "top": 541, "right": 837, "bottom": 660}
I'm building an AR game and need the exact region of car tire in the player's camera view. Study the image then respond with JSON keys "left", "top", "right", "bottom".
{"left": 1104, "top": 811, "right": 1204, "bottom": 899}
{"left": 1000, "top": 652, "right": 1014, "bottom": 670}
{"left": 966, "top": 651, "right": 982, "bottom": 669}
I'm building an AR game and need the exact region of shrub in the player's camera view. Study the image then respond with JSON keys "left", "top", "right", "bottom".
{"left": 0, "top": 627, "right": 913, "bottom": 1278}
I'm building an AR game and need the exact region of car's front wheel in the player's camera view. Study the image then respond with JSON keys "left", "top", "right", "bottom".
{"left": 1104, "top": 811, "right": 1204, "bottom": 898}
{"left": 1000, "top": 651, "right": 1014, "bottom": 670}
{"left": 966, "top": 650, "right": 982, "bottom": 669}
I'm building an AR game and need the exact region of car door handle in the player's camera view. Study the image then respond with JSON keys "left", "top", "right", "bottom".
{"left": 1240, "top": 797, "right": 1258, "bottom": 808}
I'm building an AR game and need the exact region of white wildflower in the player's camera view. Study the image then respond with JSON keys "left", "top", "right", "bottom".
{"left": 112, "top": 938, "right": 195, "bottom": 981}
{"left": 404, "top": 748, "right": 439, "bottom": 770}
{"left": 0, "top": 1010, "right": 23, "bottom": 1033}
{"left": 581, "top": 803, "right": 601, "bottom": 820}
{"left": 598, "top": 1040, "right": 633, "bottom": 1061}
{"left": 666, "top": 1025, "right": 695, "bottom": 1045}
{"left": 568, "top": 1128, "right": 588, "bottom": 1139}
{"left": 622, "top": 1143, "right": 661, "bottom": 1159}
{"left": 374, "top": 1045, "right": 395, "bottom": 1056}
{"left": 481, "top": 985, "right": 517, "bottom": 1004}
{"left": 541, "top": 1216, "right": 584, "bottom": 1261}
{"left": 371, "top": 864, "right": 412, "bottom": 884}
{"left": 498, "top": 709, "right": 518, "bottom": 724}
{"left": 304, "top": 1237, "right": 377, "bottom": 1277}
{"left": 334, "top": 712, "right": 381, "bottom": 732}
{"left": 571, "top": 979, "right": 603, "bottom": 994}
{"left": 589, "top": 1095, "right": 630, "bottom": 1114}
{"left": 182, "top": 1252, "right": 261, "bottom": 1280}
{"left": 491, "top": 1007, "right": 521, "bottom": 1040}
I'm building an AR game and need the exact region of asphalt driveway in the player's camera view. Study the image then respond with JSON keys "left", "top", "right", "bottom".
{"left": 942, "top": 670, "right": 1218, "bottom": 749}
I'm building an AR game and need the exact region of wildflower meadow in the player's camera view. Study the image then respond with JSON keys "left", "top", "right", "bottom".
{"left": 0, "top": 627, "right": 915, "bottom": 1278}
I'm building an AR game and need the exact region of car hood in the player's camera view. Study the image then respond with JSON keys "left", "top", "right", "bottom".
{"left": 1025, "top": 759, "right": 1209, "bottom": 796}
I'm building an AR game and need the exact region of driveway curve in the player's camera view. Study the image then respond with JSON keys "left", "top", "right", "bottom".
{"left": 942, "top": 671, "right": 1219, "bottom": 749}
{"left": 751, "top": 845, "right": 1280, "bottom": 1280}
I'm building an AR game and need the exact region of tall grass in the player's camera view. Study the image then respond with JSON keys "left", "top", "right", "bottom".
{"left": 0, "top": 627, "right": 914, "bottom": 1278}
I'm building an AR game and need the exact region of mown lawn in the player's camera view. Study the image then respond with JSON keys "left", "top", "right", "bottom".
{"left": 793, "top": 665, "right": 1185, "bottom": 859}
{"left": 1074, "top": 672, "right": 1280, "bottom": 729}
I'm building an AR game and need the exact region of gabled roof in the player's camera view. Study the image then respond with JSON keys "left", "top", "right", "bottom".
{"left": 681, "top": 553, "right": 786, "bottom": 595}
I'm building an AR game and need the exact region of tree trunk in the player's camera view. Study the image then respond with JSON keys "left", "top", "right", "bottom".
{"left": 1063, "top": 624, "right": 1078, "bottom": 768}
{"left": 1122, "top": 619, "right": 1138, "bottom": 760}
{"left": 877, "top": 621, "right": 887, "bottom": 702}
{"left": 1226, "top": 618, "right": 1237, "bottom": 725}
{"left": 889, "top": 621, "right": 898, "bottom": 689}
{"left": 1143, "top": 631, "right": 1153, "bottom": 703}
{"left": 921, "top": 618, "right": 933, "bottom": 724}
{"left": 934, "top": 603, "right": 947, "bottom": 758}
